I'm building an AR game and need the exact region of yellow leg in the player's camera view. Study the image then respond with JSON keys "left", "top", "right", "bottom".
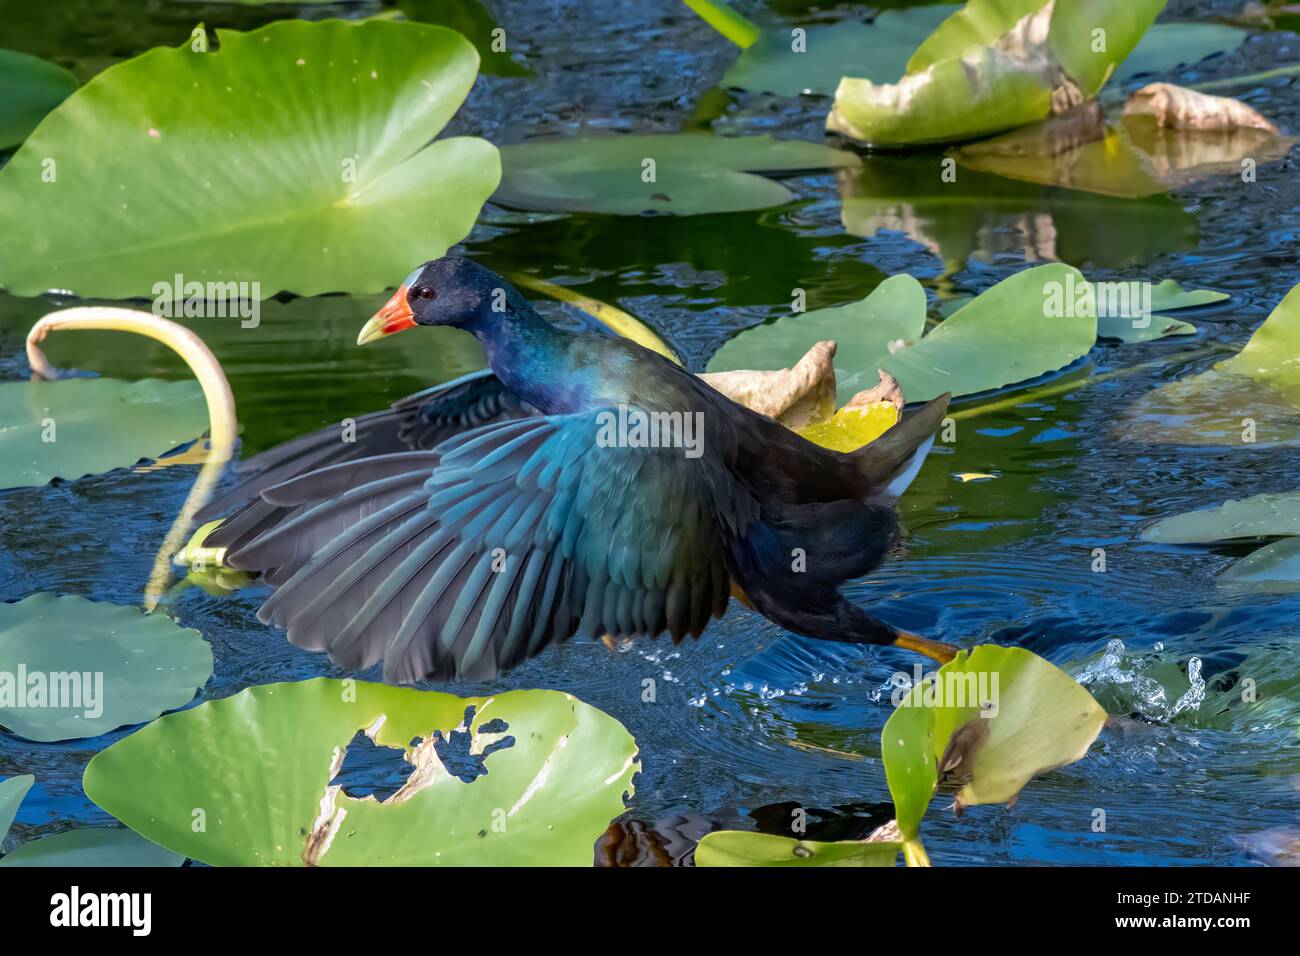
{"left": 893, "top": 631, "right": 959, "bottom": 664}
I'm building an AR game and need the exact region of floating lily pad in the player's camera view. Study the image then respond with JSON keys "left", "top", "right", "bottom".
{"left": 696, "top": 830, "right": 901, "bottom": 867}
{"left": 709, "top": 264, "right": 1096, "bottom": 402}
{"left": 1115, "top": 22, "right": 1248, "bottom": 85}
{"left": 905, "top": 0, "right": 1041, "bottom": 73}
{"left": 0, "top": 48, "right": 76, "bottom": 149}
{"left": 1125, "top": 282, "right": 1300, "bottom": 444}
{"left": 0, "top": 377, "right": 208, "bottom": 488}
{"left": 882, "top": 645, "right": 1106, "bottom": 839}
{"left": 1094, "top": 278, "right": 1225, "bottom": 341}
{"left": 0, "top": 593, "right": 213, "bottom": 742}
{"left": 0, "top": 826, "right": 184, "bottom": 867}
{"left": 494, "top": 133, "right": 859, "bottom": 216}
{"left": 0, "top": 774, "right": 33, "bottom": 843}
{"left": 828, "top": 0, "right": 1163, "bottom": 147}
{"left": 720, "top": 6, "right": 958, "bottom": 97}
{"left": 0, "top": 20, "right": 499, "bottom": 298}
{"left": 1143, "top": 491, "right": 1300, "bottom": 544}
{"left": 707, "top": 274, "right": 927, "bottom": 404}
{"left": 84, "top": 678, "right": 638, "bottom": 866}
{"left": 1221, "top": 535, "right": 1300, "bottom": 585}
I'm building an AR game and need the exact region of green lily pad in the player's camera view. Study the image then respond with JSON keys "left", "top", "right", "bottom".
{"left": 0, "top": 48, "right": 77, "bottom": 149}
{"left": 0, "top": 20, "right": 499, "bottom": 298}
{"left": 84, "top": 678, "right": 638, "bottom": 866}
{"left": 1221, "top": 535, "right": 1300, "bottom": 585}
{"left": 0, "top": 774, "right": 34, "bottom": 843}
{"left": 708, "top": 264, "right": 1096, "bottom": 402}
{"left": 494, "top": 132, "right": 859, "bottom": 215}
{"left": 1147, "top": 279, "right": 1229, "bottom": 314}
{"left": 0, "top": 826, "right": 183, "bottom": 867}
{"left": 0, "top": 593, "right": 213, "bottom": 742}
{"left": 883, "top": 645, "right": 1106, "bottom": 839}
{"left": 720, "top": 7, "right": 958, "bottom": 97}
{"left": 1115, "top": 22, "right": 1248, "bottom": 85}
{"left": 1095, "top": 280, "right": 1221, "bottom": 342}
{"left": 1125, "top": 282, "right": 1300, "bottom": 444}
{"left": 1143, "top": 491, "right": 1300, "bottom": 544}
{"left": 828, "top": 0, "right": 1163, "bottom": 147}
{"left": 1097, "top": 312, "right": 1195, "bottom": 343}
{"left": 0, "top": 377, "right": 208, "bottom": 488}
{"left": 707, "top": 274, "right": 927, "bottom": 403}
{"left": 695, "top": 830, "right": 901, "bottom": 867}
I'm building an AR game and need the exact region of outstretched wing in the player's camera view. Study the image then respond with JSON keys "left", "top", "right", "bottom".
{"left": 223, "top": 408, "right": 757, "bottom": 682}
{"left": 196, "top": 369, "right": 534, "bottom": 523}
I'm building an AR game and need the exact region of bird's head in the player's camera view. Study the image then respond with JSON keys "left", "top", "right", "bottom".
{"left": 357, "top": 257, "right": 507, "bottom": 345}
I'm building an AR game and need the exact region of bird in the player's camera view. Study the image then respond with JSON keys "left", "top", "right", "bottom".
{"left": 201, "top": 257, "right": 958, "bottom": 682}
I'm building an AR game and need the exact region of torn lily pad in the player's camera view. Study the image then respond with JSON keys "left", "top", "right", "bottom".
{"left": 0, "top": 594, "right": 213, "bottom": 742}
{"left": 0, "top": 48, "right": 76, "bottom": 149}
{"left": 1124, "top": 282, "right": 1300, "bottom": 444}
{"left": 1095, "top": 279, "right": 1226, "bottom": 342}
{"left": 883, "top": 645, "right": 1106, "bottom": 839}
{"left": 0, "top": 20, "right": 499, "bottom": 298}
{"left": 494, "top": 133, "right": 859, "bottom": 215}
{"left": 84, "top": 678, "right": 638, "bottom": 866}
{"left": 827, "top": 0, "right": 1164, "bottom": 147}
{"left": 0, "top": 377, "right": 208, "bottom": 489}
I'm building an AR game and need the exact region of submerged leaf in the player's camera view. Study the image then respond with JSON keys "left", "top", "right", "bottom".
{"left": 0, "top": 377, "right": 208, "bottom": 489}
{"left": 0, "top": 49, "right": 76, "bottom": 149}
{"left": 494, "top": 133, "right": 859, "bottom": 215}
{"left": 0, "top": 594, "right": 213, "bottom": 742}
{"left": 1221, "top": 536, "right": 1300, "bottom": 585}
{"left": 882, "top": 645, "right": 1106, "bottom": 839}
{"left": 84, "top": 678, "right": 638, "bottom": 866}
{"left": 0, "top": 20, "right": 499, "bottom": 297}
{"left": 695, "top": 830, "right": 901, "bottom": 867}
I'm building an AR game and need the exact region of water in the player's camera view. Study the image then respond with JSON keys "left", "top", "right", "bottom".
{"left": 2, "top": 0, "right": 1299, "bottom": 866}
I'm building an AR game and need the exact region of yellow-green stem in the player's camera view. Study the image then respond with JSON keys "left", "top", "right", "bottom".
{"left": 26, "top": 307, "right": 237, "bottom": 612}
{"left": 681, "top": 0, "right": 762, "bottom": 48}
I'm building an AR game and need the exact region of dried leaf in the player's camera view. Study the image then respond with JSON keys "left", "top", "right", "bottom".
{"left": 1123, "top": 82, "right": 1280, "bottom": 132}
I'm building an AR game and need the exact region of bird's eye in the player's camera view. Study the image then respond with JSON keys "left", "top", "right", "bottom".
{"left": 415, "top": 286, "right": 437, "bottom": 300}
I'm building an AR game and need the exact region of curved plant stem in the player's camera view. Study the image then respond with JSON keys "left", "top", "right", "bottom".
{"left": 26, "top": 307, "right": 237, "bottom": 612}
{"left": 505, "top": 271, "right": 683, "bottom": 365}
{"left": 681, "top": 0, "right": 762, "bottom": 48}
{"left": 902, "top": 838, "right": 932, "bottom": 867}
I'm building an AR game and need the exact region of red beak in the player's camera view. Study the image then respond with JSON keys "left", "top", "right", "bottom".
{"left": 357, "top": 285, "right": 416, "bottom": 345}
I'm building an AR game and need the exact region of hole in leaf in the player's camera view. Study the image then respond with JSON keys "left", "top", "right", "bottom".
{"left": 432, "top": 706, "right": 516, "bottom": 783}
{"left": 331, "top": 730, "right": 412, "bottom": 802}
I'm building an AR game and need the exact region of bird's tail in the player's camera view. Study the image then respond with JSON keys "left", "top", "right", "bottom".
{"left": 851, "top": 393, "right": 950, "bottom": 500}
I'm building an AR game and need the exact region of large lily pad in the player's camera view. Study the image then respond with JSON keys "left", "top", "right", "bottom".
{"left": 828, "top": 0, "right": 1163, "bottom": 147}
{"left": 905, "top": 0, "right": 1042, "bottom": 73}
{"left": 0, "top": 48, "right": 77, "bottom": 149}
{"left": 84, "top": 678, "right": 639, "bottom": 866}
{"left": 0, "top": 20, "right": 499, "bottom": 298}
{"left": 696, "top": 830, "right": 901, "bottom": 867}
{"left": 707, "top": 274, "right": 927, "bottom": 403}
{"left": 0, "top": 377, "right": 209, "bottom": 488}
{"left": 494, "top": 133, "right": 859, "bottom": 215}
{"left": 1124, "top": 282, "right": 1300, "bottom": 444}
{"left": 720, "top": 6, "right": 958, "bottom": 97}
{"left": 883, "top": 645, "right": 1106, "bottom": 839}
{"left": 712, "top": 264, "right": 1095, "bottom": 404}
{"left": 0, "top": 593, "right": 213, "bottom": 742}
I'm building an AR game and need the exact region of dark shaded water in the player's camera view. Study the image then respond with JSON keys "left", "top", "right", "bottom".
{"left": 2, "top": 0, "right": 1299, "bottom": 865}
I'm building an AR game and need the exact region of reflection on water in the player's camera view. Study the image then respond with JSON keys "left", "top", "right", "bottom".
{"left": 2, "top": 0, "right": 1300, "bottom": 866}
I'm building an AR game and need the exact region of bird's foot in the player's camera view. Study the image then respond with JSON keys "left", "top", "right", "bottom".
{"left": 893, "top": 631, "right": 959, "bottom": 664}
